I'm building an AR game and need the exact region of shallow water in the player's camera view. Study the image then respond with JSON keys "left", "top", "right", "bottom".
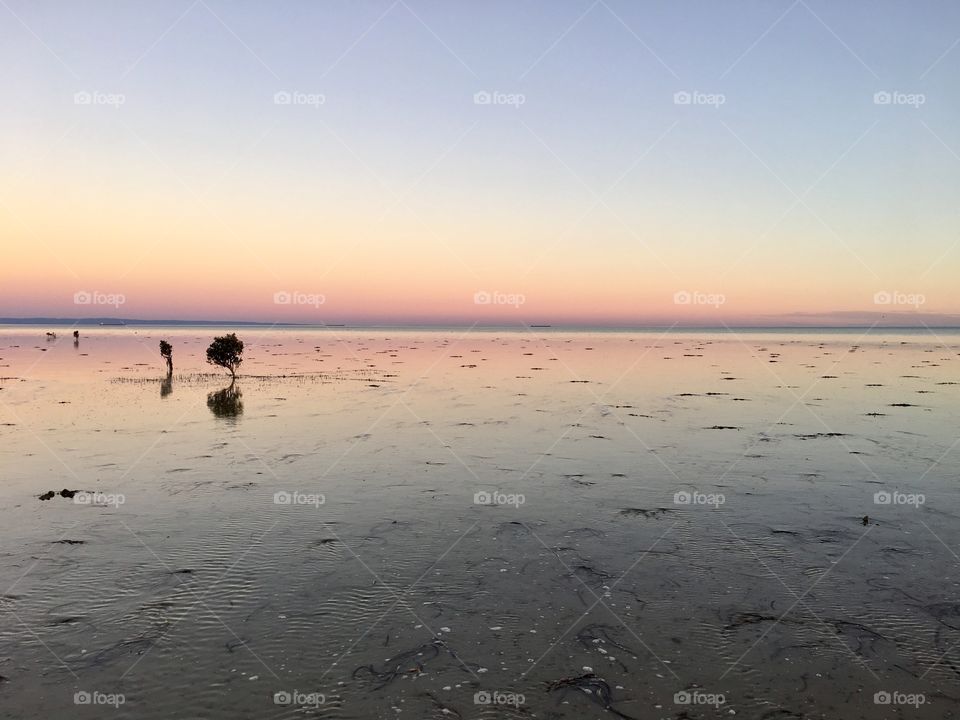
{"left": 1, "top": 326, "right": 958, "bottom": 719}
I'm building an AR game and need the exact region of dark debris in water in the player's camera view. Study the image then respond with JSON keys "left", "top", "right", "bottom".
{"left": 225, "top": 638, "right": 248, "bottom": 653}
{"left": 619, "top": 507, "right": 672, "bottom": 519}
{"left": 73, "top": 634, "right": 157, "bottom": 670}
{"left": 423, "top": 691, "right": 463, "bottom": 719}
{"left": 546, "top": 673, "right": 636, "bottom": 719}
{"left": 723, "top": 611, "right": 805, "bottom": 631}
{"left": 352, "top": 640, "right": 477, "bottom": 689}
{"left": 576, "top": 623, "right": 637, "bottom": 655}
{"left": 38, "top": 489, "right": 81, "bottom": 501}
{"left": 50, "top": 616, "right": 83, "bottom": 625}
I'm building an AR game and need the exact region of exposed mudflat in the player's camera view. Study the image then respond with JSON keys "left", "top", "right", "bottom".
{"left": 0, "top": 327, "right": 958, "bottom": 719}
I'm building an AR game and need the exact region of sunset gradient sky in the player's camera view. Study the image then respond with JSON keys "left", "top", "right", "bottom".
{"left": 2, "top": 1, "right": 959, "bottom": 325}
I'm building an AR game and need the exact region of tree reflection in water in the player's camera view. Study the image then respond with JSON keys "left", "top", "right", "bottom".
{"left": 207, "top": 383, "right": 243, "bottom": 419}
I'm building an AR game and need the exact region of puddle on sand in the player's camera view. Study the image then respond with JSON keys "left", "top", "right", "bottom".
{"left": 0, "top": 327, "right": 959, "bottom": 719}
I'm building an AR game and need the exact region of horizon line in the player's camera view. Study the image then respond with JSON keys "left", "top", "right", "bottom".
{"left": 3, "top": 317, "right": 960, "bottom": 331}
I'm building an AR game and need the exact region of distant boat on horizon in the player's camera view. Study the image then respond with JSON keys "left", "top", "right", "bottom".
{"left": 98, "top": 320, "right": 126, "bottom": 326}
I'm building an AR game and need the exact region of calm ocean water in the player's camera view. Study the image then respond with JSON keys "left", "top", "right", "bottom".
{"left": 1, "top": 326, "right": 958, "bottom": 719}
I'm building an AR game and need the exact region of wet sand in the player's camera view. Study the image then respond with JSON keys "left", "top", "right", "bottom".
{"left": 0, "top": 327, "right": 958, "bottom": 719}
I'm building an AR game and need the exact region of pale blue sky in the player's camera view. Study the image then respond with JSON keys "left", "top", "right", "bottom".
{"left": 2, "top": 1, "right": 959, "bottom": 322}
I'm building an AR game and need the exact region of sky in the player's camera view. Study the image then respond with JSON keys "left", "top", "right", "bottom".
{"left": 1, "top": 0, "right": 959, "bottom": 325}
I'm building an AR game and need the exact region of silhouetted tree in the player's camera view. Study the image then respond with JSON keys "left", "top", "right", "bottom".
{"left": 206, "top": 333, "right": 244, "bottom": 379}
{"left": 159, "top": 340, "right": 173, "bottom": 376}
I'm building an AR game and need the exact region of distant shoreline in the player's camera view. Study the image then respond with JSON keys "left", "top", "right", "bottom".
{"left": 2, "top": 318, "right": 960, "bottom": 332}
